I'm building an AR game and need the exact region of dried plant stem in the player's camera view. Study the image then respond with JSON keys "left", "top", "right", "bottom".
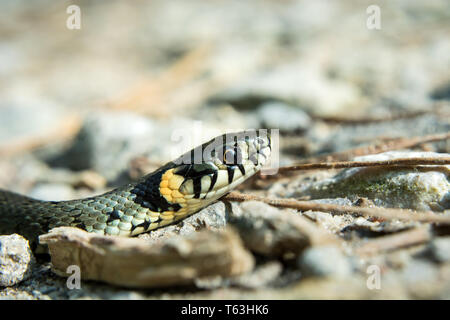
{"left": 313, "top": 108, "right": 449, "bottom": 124}
{"left": 223, "top": 192, "right": 450, "bottom": 224}
{"left": 355, "top": 227, "right": 432, "bottom": 256}
{"left": 277, "top": 157, "right": 450, "bottom": 173}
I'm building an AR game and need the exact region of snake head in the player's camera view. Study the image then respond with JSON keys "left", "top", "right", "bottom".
{"left": 166, "top": 130, "right": 271, "bottom": 202}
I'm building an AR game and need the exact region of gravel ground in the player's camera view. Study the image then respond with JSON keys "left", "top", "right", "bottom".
{"left": 0, "top": 0, "right": 449, "bottom": 299}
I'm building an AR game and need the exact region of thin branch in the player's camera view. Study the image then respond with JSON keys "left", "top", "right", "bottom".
{"left": 222, "top": 192, "right": 450, "bottom": 224}
{"left": 312, "top": 110, "right": 432, "bottom": 124}
{"left": 277, "top": 157, "right": 450, "bottom": 173}
{"left": 355, "top": 227, "right": 432, "bottom": 256}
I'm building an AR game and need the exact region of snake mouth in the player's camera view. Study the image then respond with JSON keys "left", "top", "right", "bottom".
{"left": 159, "top": 130, "right": 271, "bottom": 210}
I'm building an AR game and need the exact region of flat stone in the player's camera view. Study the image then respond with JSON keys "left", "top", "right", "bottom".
{"left": 39, "top": 226, "right": 254, "bottom": 288}
{"left": 230, "top": 201, "right": 337, "bottom": 258}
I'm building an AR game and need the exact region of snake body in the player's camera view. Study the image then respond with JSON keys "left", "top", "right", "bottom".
{"left": 0, "top": 131, "right": 271, "bottom": 248}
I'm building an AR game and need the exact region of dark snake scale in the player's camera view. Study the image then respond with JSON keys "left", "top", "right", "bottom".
{"left": 0, "top": 131, "right": 271, "bottom": 249}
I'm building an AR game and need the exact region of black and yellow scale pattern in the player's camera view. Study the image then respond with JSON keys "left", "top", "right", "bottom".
{"left": 0, "top": 131, "right": 271, "bottom": 248}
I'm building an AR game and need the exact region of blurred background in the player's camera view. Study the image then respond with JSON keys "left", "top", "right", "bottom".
{"left": 0, "top": 0, "right": 449, "bottom": 199}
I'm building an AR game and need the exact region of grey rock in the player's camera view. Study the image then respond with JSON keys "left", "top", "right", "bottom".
{"left": 62, "top": 111, "right": 157, "bottom": 181}
{"left": 0, "top": 234, "right": 35, "bottom": 287}
{"left": 194, "top": 276, "right": 226, "bottom": 290}
{"left": 213, "top": 62, "right": 364, "bottom": 116}
{"left": 313, "top": 115, "right": 449, "bottom": 154}
{"left": 257, "top": 102, "right": 311, "bottom": 132}
{"left": 431, "top": 82, "right": 450, "bottom": 100}
{"left": 298, "top": 246, "right": 351, "bottom": 278}
{"left": 32, "top": 167, "right": 107, "bottom": 191}
{"left": 302, "top": 151, "right": 450, "bottom": 211}
{"left": 401, "top": 260, "right": 441, "bottom": 298}
{"left": 0, "top": 99, "right": 64, "bottom": 145}
{"left": 139, "top": 201, "right": 229, "bottom": 243}
{"left": 28, "top": 183, "right": 76, "bottom": 201}
{"left": 102, "top": 291, "right": 144, "bottom": 300}
{"left": 230, "top": 261, "right": 283, "bottom": 289}
{"left": 181, "top": 201, "right": 229, "bottom": 232}
{"left": 309, "top": 198, "right": 354, "bottom": 206}
{"left": 230, "top": 201, "right": 334, "bottom": 258}
{"left": 402, "top": 260, "right": 437, "bottom": 285}
{"left": 427, "top": 236, "right": 450, "bottom": 263}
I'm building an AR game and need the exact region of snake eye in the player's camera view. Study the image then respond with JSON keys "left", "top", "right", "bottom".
{"left": 223, "top": 148, "right": 236, "bottom": 165}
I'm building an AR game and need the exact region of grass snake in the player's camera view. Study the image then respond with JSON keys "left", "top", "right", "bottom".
{"left": 0, "top": 130, "right": 271, "bottom": 249}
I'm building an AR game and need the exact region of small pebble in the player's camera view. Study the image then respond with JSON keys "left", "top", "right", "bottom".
{"left": 297, "top": 245, "right": 351, "bottom": 278}
{"left": 427, "top": 236, "right": 450, "bottom": 263}
{"left": 0, "top": 234, "right": 35, "bottom": 287}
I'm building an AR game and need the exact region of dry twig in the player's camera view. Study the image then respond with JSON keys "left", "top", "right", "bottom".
{"left": 355, "top": 227, "right": 432, "bottom": 256}
{"left": 312, "top": 109, "right": 449, "bottom": 124}
{"left": 277, "top": 157, "right": 450, "bottom": 173}
{"left": 223, "top": 192, "right": 450, "bottom": 224}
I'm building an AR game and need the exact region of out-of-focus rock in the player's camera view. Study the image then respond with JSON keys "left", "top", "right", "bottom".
{"left": 28, "top": 183, "right": 77, "bottom": 201}
{"left": 213, "top": 62, "right": 366, "bottom": 117}
{"left": 302, "top": 151, "right": 450, "bottom": 211}
{"left": 313, "top": 115, "right": 449, "bottom": 154}
{"left": 431, "top": 82, "right": 450, "bottom": 101}
{"left": 33, "top": 168, "right": 107, "bottom": 191}
{"left": 297, "top": 245, "right": 351, "bottom": 278}
{"left": 230, "top": 261, "right": 283, "bottom": 289}
{"left": 230, "top": 201, "right": 337, "bottom": 258}
{"left": 0, "top": 234, "right": 35, "bottom": 287}
{"left": 427, "top": 236, "right": 450, "bottom": 263}
{"left": 39, "top": 226, "right": 253, "bottom": 288}
{"left": 257, "top": 102, "right": 311, "bottom": 132}
{"left": 0, "top": 98, "right": 72, "bottom": 158}
{"left": 199, "top": 104, "right": 261, "bottom": 130}
{"left": 401, "top": 260, "right": 441, "bottom": 299}
{"left": 0, "top": 99, "right": 64, "bottom": 146}
{"left": 61, "top": 111, "right": 157, "bottom": 181}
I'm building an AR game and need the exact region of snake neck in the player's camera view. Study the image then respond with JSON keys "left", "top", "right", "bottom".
{"left": 128, "top": 162, "right": 182, "bottom": 214}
